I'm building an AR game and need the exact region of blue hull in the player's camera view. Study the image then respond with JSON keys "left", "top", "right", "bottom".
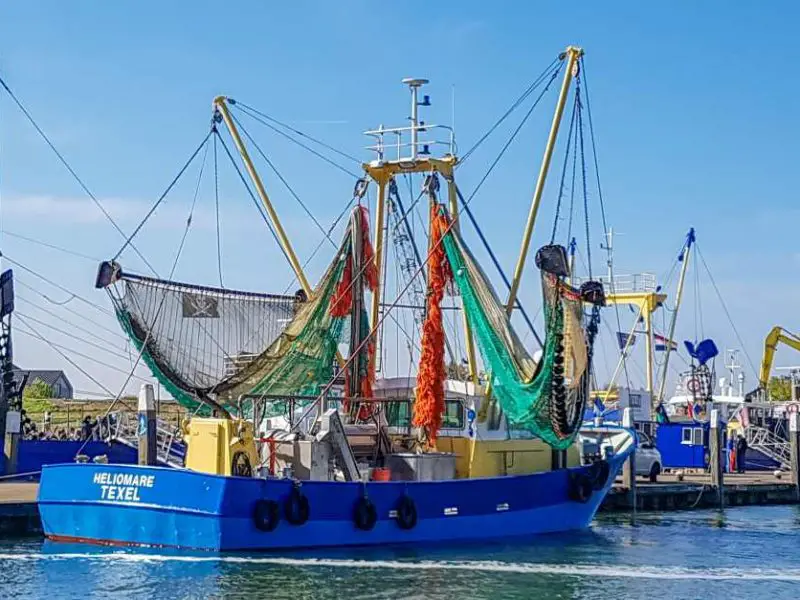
{"left": 38, "top": 448, "right": 629, "bottom": 552}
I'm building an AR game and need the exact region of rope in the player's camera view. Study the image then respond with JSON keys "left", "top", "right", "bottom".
{"left": 0, "top": 75, "right": 157, "bottom": 276}
{"left": 113, "top": 130, "right": 212, "bottom": 262}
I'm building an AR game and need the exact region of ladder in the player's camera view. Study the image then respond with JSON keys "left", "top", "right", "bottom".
{"left": 107, "top": 411, "right": 186, "bottom": 468}
{"left": 745, "top": 424, "right": 790, "bottom": 470}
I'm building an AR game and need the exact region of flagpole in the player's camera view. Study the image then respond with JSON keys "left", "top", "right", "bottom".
{"left": 605, "top": 303, "right": 645, "bottom": 401}
{"left": 656, "top": 228, "right": 695, "bottom": 405}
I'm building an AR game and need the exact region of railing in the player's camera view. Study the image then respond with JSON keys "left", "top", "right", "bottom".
{"left": 575, "top": 272, "right": 657, "bottom": 294}
{"left": 107, "top": 411, "right": 186, "bottom": 468}
{"left": 745, "top": 425, "right": 790, "bottom": 470}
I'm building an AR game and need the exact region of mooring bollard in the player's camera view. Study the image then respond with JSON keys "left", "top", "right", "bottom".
{"left": 709, "top": 409, "right": 724, "bottom": 509}
{"left": 138, "top": 384, "right": 157, "bottom": 466}
{"left": 622, "top": 407, "right": 637, "bottom": 510}
{"left": 790, "top": 412, "right": 800, "bottom": 503}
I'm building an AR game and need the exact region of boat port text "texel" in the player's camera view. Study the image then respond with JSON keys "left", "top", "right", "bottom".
{"left": 93, "top": 472, "right": 155, "bottom": 502}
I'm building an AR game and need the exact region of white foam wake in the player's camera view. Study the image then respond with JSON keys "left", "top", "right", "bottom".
{"left": 0, "top": 553, "right": 798, "bottom": 581}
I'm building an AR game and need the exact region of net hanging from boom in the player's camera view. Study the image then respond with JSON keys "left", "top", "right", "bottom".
{"left": 97, "top": 205, "right": 376, "bottom": 415}
{"left": 416, "top": 205, "right": 602, "bottom": 450}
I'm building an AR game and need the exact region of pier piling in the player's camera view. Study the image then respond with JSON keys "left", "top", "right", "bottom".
{"left": 622, "top": 408, "right": 637, "bottom": 510}
{"left": 709, "top": 409, "right": 724, "bottom": 509}
{"left": 790, "top": 412, "right": 800, "bottom": 502}
{"left": 138, "top": 384, "right": 157, "bottom": 466}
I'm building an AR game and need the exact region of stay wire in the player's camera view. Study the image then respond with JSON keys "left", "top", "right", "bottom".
{"left": 455, "top": 184, "right": 542, "bottom": 346}
{"left": 550, "top": 92, "right": 579, "bottom": 243}
{"left": 230, "top": 99, "right": 361, "bottom": 164}
{"left": 213, "top": 134, "right": 224, "bottom": 287}
{"left": 462, "top": 64, "right": 563, "bottom": 203}
{"left": 1, "top": 254, "right": 114, "bottom": 317}
{"left": 695, "top": 244, "right": 758, "bottom": 380}
{"left": 459, "top": 56, "right": 562, "bottom": 165}
{"left": 113, "top": 129, "right": 213, "bottom": 262}
{"left": 232, "top": 113, "right": 334, "bottom": 245}
{"left": 231, "top": 102, "right": 360, "bottom": 179}
{"left": 15, "top": 315, "right": 145, "bottom": 403}
{"left": 578, "top": 63, "right": 632, "bottom": 392}
{"left": 2, "top": 230, "right": 101, "bottom": 263}
{"left": 213, "top": 129, "right": 292, "bottom": 269}
{"left": 0, "top": 75, "right": 157, "bottom": 275}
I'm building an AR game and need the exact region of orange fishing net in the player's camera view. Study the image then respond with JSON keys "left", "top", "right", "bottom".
{"left": 412, "top": 205, "right": 452, "bottom": 445}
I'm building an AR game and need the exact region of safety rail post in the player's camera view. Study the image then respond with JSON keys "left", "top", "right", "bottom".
{"left": 709, "top": 409, "right": 724, "bottom": 509}
{"left": 138, "top": 384, "right": 157, "bottom": 466}
{"left": 622, "top": 408, "right": 637, "bottom": 510}
{"left": 790, "top": 412, "right": 800, "bottom": 502}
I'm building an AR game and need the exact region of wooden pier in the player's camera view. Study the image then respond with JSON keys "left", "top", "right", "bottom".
{"left": 0, "top": 482, "right": 40, "bottom": 536}
{"left": 603, "top": 472, "right": 799, "bottom": 511}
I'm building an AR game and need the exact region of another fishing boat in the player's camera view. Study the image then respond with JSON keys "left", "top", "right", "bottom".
{"left": 38, "top": 46, "right": 635, "bottom": 551}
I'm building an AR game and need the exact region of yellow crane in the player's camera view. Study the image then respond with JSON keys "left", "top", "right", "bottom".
{"left": 758, "top": 326, "right": 800, "bottom": 392}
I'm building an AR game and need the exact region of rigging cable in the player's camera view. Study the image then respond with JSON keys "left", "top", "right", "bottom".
{"left": 230, "top": 100, "right": 361, "bottom": 178}
{"left": 213, "top": 133, "right": 224, "bottom": 287}
{"left": 579, "top": 58, "right": 632, "bottom": 392}
{"left": 232, "top": 113, "right": 334, "bottom": 245}
{"left": 113, "top": 130, "right": 213, "bottom": 262}
{"left": 0, "top": 75, "right": 157, "bottom": 275}
{"left": 695, "top": 243, "right": 758, "bottom": 379}
{"left": 456, "top": 185, "right": 542, "bottom": 346}
{"left": 2, "top": 255, "right": 114, "bottom": 316}
{"left": 213, "top": 129, "right": 292, "bottom": 269}
{"left": 2, "top": 231, "right": 101, "bottom": 263}
{"left": 459, "top": 56, "right": 562, "bottom": 165}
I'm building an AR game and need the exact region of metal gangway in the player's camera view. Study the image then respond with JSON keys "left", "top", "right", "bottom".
{"left": 745, "top": 424, "right": 791, "bottom": 470}
{"left": 107, "top": 411, "right": 186, "bottom": 468}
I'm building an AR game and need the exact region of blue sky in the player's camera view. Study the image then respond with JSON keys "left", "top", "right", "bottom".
{"left": 1, "top": 1, "right": 798, "bottom": 400}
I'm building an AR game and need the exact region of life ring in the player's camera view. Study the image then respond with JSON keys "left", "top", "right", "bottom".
{"left": 353, "top": 496, "right": 377, "bottom": 531}
{"left": 568, "top": 473, "right": 593, "bottom": 504}
{"left": 284, "top": 486, "right": 310, "bottom": 526}
{"left": 253, "top": 499, "right": 279, "bottom": 532}
{"left": 588, "top": 460, "right": 611, "bottom": 491}
{"left": 395, "top": 495, "right": 417, "bottom": 530}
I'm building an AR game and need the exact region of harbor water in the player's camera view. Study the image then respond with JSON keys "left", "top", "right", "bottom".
{"left": 1, "top": 505, "right": 799, "bottom": 599}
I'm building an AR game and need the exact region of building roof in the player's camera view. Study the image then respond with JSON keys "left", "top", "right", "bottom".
{"left": 11, "top": 364, "right": 70, "bottom": 388}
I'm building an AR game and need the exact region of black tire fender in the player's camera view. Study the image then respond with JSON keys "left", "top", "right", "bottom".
{"left": 353, "top": 496, "right": 378, "bottom": 531}
{"left": 588, "top": 459, "right": 611, "bottom": 491}
{"left": 253, "top": 499, "right": 280, "bottom": 532}
{"left": 284, "top": 486, "right": 310, "bottom": 525}
{"left": 395, "top": 495, "right": 418, "bottom": 530}
{"left": 568, "top": 473, "right": 593, "bottom": 504}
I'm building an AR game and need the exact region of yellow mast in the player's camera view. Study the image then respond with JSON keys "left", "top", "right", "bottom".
{"left": 655, "top": 228, "right": 695, "bottom": 403}
{"left": 505, "top": 46, "right": 583, "bottom": 315}
{"left": 213, "top": 96, "right": 312, "bottom": 296}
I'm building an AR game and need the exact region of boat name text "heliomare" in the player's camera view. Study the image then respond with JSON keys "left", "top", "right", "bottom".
{"left": 93, "top": 472, "right": 155, "bottom": 502}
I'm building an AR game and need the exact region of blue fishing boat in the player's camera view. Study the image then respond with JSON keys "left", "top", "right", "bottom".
{"left": 38, "top": 46, "right": 636, "bottom": 551}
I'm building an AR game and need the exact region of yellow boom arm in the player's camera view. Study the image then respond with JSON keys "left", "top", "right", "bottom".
{"left": 759, "top": 326, "right": 800, "bottom": 388}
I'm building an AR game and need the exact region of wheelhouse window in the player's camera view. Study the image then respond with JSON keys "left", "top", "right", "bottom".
{"left": 682, "top": 427, "right": 693, "bottom": 444}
